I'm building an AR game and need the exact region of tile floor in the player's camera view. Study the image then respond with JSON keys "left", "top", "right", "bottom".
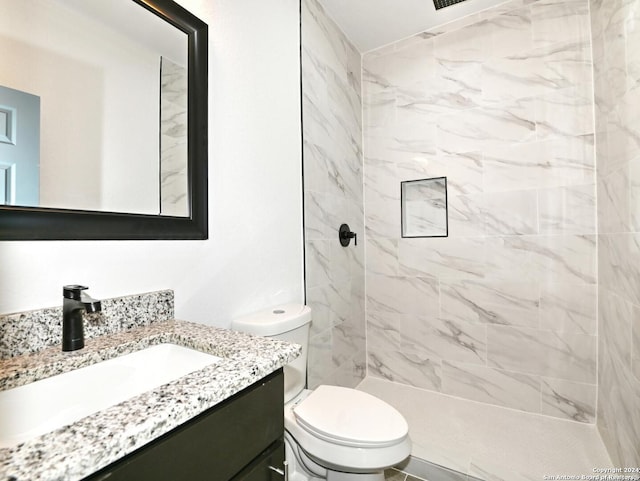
{"left": 385, "top": 468, "right": 424, "bottom": 481}
{"left": 358, "top": 377, "right": 614, "bottom": 481}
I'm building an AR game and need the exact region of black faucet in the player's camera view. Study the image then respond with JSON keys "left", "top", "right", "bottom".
{"left": 62, "top": 285, "right": 102, "bottom": 352}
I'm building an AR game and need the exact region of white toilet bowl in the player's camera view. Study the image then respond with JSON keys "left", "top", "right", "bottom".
{"left": 283, "top": 386, "right": 411, "bottom": 480}
{"left": 231, "top": 305, "right": 412, "bottom": 480}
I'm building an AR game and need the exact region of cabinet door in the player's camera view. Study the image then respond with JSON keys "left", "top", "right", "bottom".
{"left": 231, "top": 440, "right": 285, "bottom": 481}
{"left": 85, "top": 369, "right": 283, "bottom": 481}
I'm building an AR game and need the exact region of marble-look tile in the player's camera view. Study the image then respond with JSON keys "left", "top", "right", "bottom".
{"left": 605, "top": 116, "right": 640, "bottom": 173}
{"left": 304, "top": 191, "right": 332, "bottom": 240}
{"left": 539, "top": 282, "right": 596, "bottom": 335}
{"left": 598, "top": 167, "right": 632, "bottom": 234}
{"left": 598, "top": 344, "right": 640, "bottom": 467}
{"left": 540, "top": 377, "right": 596, "bottom": 423}
{"left": 599, "top": 234, "right": 640, "bottom": 306}
{"left": 487, "top": 325, "right": 596, "bottom": 383}
{"left": 367, "top": 310, "right": 401, "bottom": 351}
{"left": 440, "top": 279, "right": 539, "bottom": 328}
{"left": 398, "top": 237, "right": 486, "bottom": 280}
{"left": 437, "top": 102, "right": 536, "bottom": 154}
{"left": 434, "top": 20, "right": 491, "bottom": 68}
{"left": 401, "top": 316, "right": 487, "bottom": 366}
{"left": 531, "top": 0, "right": 591, "bottom": 49}
{"left": 398, "top": 152, "right": 483, "bottom": 197}
{"left": 400, "top": 63, "right": 482, "bottom": 116}
{"left": 483, "top": 135, "right": 595, "bottom": 191}
{"left": 366, "top": 199, "right": 400, "bottom": 239}
{"left": 368, "top": 350, "right": 442, "bottom": 392}
{"left": 633, "top": 302, "right": 640, "bottom": 382}
{"left": 485, "top": 7, "right": 533, "bottom": 59}
{"left": 598, "top": 289, "right": 632, "bottom": 368}
{"left": 328, "top": 354, "right": 366, "bottom": 389}
{"left": 366, "top": 238, "right": 399, "bottom": 276}
{"left": 447, "top": 194, "right": 485, "bottom": 237}
{"left": 628, "top": 157, "right": 640, "bottom": 232}
{"left": 483, "top": 190, "right": 538, "bottom": 235}
{"left": 538, "top": 183, "right": 596, "bottom": 234}
{"left": 308, "top": 329, "right": 333, "bottom": 390}
{"left": 364, "top": 157, "right": 399, "bottom": 204}
{"left": 482, "top": 57, "right": 550, "bottom": 104}
{"left": 333, "top": 317, "right": 364, "bottom": 369}
{"left": 363, "top": 89, "right": 396, "bottom": 130}
{"left": 497, "top": 235, "right": 596, "bottom": 284}
{"left": 302, "top": 0, "right": 350, "bottom": 73}
{"left": 306, "top": 286, "right": 331, "bottom": 337}
{"left": 380, "top": 40, "right": 436, "bottom": 90}
{"left": 533, "top": 86, "right": 595, "bottom": 139}
{"left": 441, "top": 361, "right": 541, "bottom": 413}
{"left": 305, "top": 240, "right": 332, "bottom": 289}
{"left": 327, "top": 280, "right": 352, "bottom": 327}
{"left": 367, "top": 275, "right": 440, "bottom": 318}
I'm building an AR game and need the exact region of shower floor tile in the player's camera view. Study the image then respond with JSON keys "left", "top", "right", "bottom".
{"left": 358, "top": 377, "right": 613, "bottom": 481}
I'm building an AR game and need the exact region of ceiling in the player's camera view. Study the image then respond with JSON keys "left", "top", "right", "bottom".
{"left": 317, "top": 0, "right": 512, "bottom": 52}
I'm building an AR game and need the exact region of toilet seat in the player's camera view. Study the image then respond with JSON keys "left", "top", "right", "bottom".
{"left": 293, "top": 385, "right": 408, "bottom": 448}
{"left": 285, "top": 388, "right": 411, "bottom": 472}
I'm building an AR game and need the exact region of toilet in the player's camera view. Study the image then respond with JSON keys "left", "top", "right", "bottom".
{"left": 232, "top": 304, "right": 411, "bottom": 481}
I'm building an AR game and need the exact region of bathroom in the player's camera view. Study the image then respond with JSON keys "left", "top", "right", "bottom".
{"left": 0, "top": 0, "right": 639, "bottom": 479}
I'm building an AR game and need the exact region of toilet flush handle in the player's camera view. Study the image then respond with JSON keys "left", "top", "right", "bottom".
{"left": 268, "top": 461, "right": 289, "bottom": 480}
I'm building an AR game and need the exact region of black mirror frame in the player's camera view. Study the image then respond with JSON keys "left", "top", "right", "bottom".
{"left": 0, "top": 0, "right": 208, "bottom": 240}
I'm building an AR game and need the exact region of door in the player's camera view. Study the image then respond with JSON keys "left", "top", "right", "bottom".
{"left": 0, "top": 85, "right": 40, "bottom": 206}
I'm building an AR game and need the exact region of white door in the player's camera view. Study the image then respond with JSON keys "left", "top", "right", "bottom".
{"left": 0, "top": 85, "right": 40, "bottom": 206}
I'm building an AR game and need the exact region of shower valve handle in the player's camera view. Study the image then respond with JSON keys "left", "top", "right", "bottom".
{"left": 339, "top": 224, "right": 357, "bottom": 247}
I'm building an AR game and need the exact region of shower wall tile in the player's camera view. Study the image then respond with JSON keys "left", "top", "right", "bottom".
{"left": 302, "top": 0, "right": 364, "bottom": 390}
{"left": 486, "top": 325, "right": 596, "bottom": 383}
{"left": 482, "top": 136, "right": 595, "bottom": 191}
{"left": 440, "top": 279, "right": 539, "bottom": 328}
{"left": 367, "top": 310, "right": 401, "bottom": 351}
{"left": 483, "top": 190, "right": 538, "bottom": 235}
{"left": 539, "top": 282, "right": 597, "bottom": 335}
{"left": 366, "top": 238, "right": 399, "bottom": 276}
{"left": 540, "top": 377, "right": 596, "bottom": 423}
{"left": 436, "top": 103, "right": 536, "bottom": 154}
{"left": 530, "top": 0, "right": 591, "bottom": 49}
{"left": 538, "top": 184, "right": 596, "bottom": 235}
{"left": 447, "top": 194, "right": 486, "bottom": 237}
{"left": 368, "top": 349, "right": 443, "bottom": 392}
{"left": 441, "top": 361, "right": 541, "bottom": 413}
{"left": 533, "top": 86, "right": 595, "bottom": 139}
{"left": 592, "top": 0, "right": 640, "bottom": 461}
{"left": 364, "top": 0, "right": 596, "bottom": 423}
{"left": 401, "top": 315, "right": 487, "bottom": 366}
{"left": 398, "top": 237, "right": 486, "bottom": 280}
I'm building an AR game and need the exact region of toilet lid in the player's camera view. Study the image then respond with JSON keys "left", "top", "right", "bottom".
{"left": 292, "top": 385, "right": 408, "bottom": 448}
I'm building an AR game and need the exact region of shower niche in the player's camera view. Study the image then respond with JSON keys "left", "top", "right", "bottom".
{"left": 401, "top": 177, "right": 448, "bottom": 238}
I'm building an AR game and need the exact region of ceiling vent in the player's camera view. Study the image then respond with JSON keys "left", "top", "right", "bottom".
{"left": 433, "top": 0, "right": 468, "bottom": 10}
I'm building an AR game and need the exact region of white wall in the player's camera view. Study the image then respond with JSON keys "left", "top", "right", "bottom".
{"left": 0, "top": 0, "right": 304, "bottom": 327}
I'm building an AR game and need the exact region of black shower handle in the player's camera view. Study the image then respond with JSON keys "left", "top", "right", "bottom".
{"left": 339, "top": 224, "right": 357, "bottom": 247}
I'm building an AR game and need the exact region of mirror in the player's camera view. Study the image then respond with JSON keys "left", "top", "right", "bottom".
{"left": 0, "top": 0, "right": 208, "bottom": 240}
{"left": 401, "top": 177, "right": 448, "bottom": 238}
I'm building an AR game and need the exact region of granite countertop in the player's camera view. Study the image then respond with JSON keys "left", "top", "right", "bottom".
{"left": 0, "top": 319, "right": 301, "bottom": 481}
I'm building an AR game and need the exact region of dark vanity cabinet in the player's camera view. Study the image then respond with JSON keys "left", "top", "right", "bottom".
{"left": 85, "top": 369, "right": 285, "bottom": 481}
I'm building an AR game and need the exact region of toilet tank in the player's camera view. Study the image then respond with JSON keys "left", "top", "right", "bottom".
{"left": 232, "top": 304, "right": 311, "bottom": 403}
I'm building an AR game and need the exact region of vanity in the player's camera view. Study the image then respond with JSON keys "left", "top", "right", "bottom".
{"left": 0, "top": 290, "right": 300, "bottom": 481}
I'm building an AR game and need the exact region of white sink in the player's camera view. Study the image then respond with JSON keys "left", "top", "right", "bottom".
{"left": 0, "top": 343, "right": 221, "bottom": 448}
